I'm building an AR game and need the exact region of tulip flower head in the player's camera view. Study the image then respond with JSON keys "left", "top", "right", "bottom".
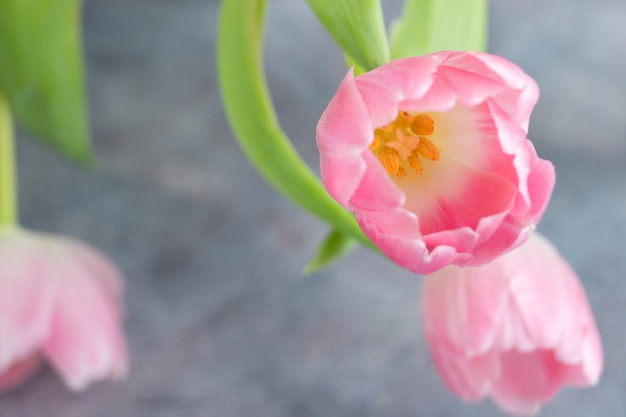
{"left": 421, "top": 233, "right": 603, "bottom": 415}
{"left": 0, "top": 227, "right": 128, "bottom": 393}
{"left": 317, "top": 51, "right": 555, "bottom": 274}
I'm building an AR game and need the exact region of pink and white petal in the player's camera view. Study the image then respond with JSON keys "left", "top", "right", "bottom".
{"left": 457, "top": 268, "right": 511, "bottom": 355}
{"left": 521, "top": 154, "right": 555, "bottom": 222}
{"left": 581, "top": 319, "right": 603, "bottom": 384}
{"left": 357, "top": 210, "right": 463, "bottom": 274}
{"left": 486, "top": 98, "right": 543, "bottom": 212}
{"left": 317, "top": 68, "right": 373, "bottom": 154}
{"left": 507, "top": 236, "right": 572, "bottom": 349}
{"left": 468, "top": 217, "right": 531, "bottom": 266}
{"left": 402, "top": 74, "right": 457, "bottom": 113}
{"left": 473, "top": 53, "right": 540, "bottom": 128}
{"left": 470, "top": 102, "right": 518, "bottom": 184}
{"left": 437, "top": 65, "right": 507, "bottom": 107}
{"left": 320, "top": 153, "right": 367, "bottom": 207}
{"left": 415, "top": 157, "right": 517, "bottom": 236}
{"left": 552, "top": 265, "right": 603, "bottom": 381}
{"left": 359, "top": 54, "right": 446, "bottom": 104}
{"left": 442, "top": 52, "right": 507, "bottom": 84}
{"left": 61, "top": 237, "right": 125, "bottom": 301}
{"left": 422, "top": 266, "right": 509, "bottom": 356}
{"left": 0, "top": 353, "right": 43, "bottom": 393}
{"left": 355, "top": 207, "right": 419, "bottom": 241}
{"left": 486, "top": 97, "right": 531, "bottom": 157}
{"left": 490, "top": 350, "right": 570, "bottom": 416}
{"left": 0, "top": 233, "right": 54, "bottom": 371}
{"left": 494, "top": 294, "right": 536, "bottom": 353}
{"left": 428, "top": 342, "right": 498, "bottom": 401}
{"left": 353, "top": 78, "right": 401, "bottom": 128}
{"left": 575, "top": 327, "right": 603, "bottom": 386}
{"left": 317, "top": 69, "right": 374, "bottom": 206}
{"left": 422, "top": 227, "right": 478, "bottom": 256}
{"left": 349, "top": 151, "right": 405, "bottom": 212}
{"left": 417, "top": 243, "right": 473, "bottom": 275}
{"left": 42, "top": 252, "right": 128, "bottom": 391}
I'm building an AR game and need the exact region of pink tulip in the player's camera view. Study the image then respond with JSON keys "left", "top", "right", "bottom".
{"left": 421, "top": 233, "right": 602, "bottom": 415}
{"left": 317, "top": 51, "right": 555, "bottom": 273}
{"left": 0, "top": 227, "right": 128, "bottom": 393}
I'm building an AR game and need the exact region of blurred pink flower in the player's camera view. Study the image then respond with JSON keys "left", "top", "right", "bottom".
{"left": 317, "top": 51, "right": 555, "bottom": 274}
{"left": 421, "top": 233, "right": 602, "bottom": 415}
{"left": 0, "top": 227, "right": 128, "bottom": 393}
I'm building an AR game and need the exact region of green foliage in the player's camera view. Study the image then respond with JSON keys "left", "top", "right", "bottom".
{"left": 303, "top": 230, "right": 357, "bottom": 274}
{"left": 217, "top": 0, "right": 376, "bottom": 253}
{"left": 305, "top": 0, "right": 389, "bottom": 71}
{"left": 391, "top": 0, "right": 487, "bottom": 59}
{"left": 0, "top": 92, "right": 16, "bottom": 225}
{"left": 0, "top": 0, "right": 92, "bottom": 163}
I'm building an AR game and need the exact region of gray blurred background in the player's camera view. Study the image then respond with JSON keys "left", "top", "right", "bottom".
{"left": 1, "top": 0, "right": 625, "bottom": 416}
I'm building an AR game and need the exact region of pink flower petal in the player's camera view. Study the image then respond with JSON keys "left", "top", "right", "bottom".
{"left": 416, "top": 158, "right": 517, "bottom": 236}
{"left": 42, "top": 241, "right": 128, "bottom": 390}
{"left": 472, "top": 53, "right": 540, "bottom": 130}
{"left": 490, "top": 350, "right": 571, "bottom": 415}
{"left": 0, "top": 230, "right": 54, "bottom": 371}
{"left": 422, "top": 233, "right": 603, "bottom": 414}
{"left": 317, "top": 69, "right": 372, "bottom": 206}
{"left": 437, "top": 65, "right": 507, "bottom": 107}
{"left": 428, "top": 343, "right": 498, "bottom": 401}
{"left": 0, "top": 227, "right": 128, "bottom": 392}
{"left": 0, "top": 353, "right": 42, "bottom": 393}
{"left": 317, "top": 51, "right": 554, "bottom": 273}
{"left": 349, "top": 151, "right": 405, "bottom": 211}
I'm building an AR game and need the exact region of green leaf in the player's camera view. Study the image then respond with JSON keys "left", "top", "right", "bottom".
{"left": 305, "top": 0, "right": 389, "bottom": 71}
{"left": 0, "top": 0, "right": 92, "bottom": 163}
{"left": 343, "top": 53, "right": 366, "bottom": 76}
{"left": 303, "top": 229, "right": 357, "bottom": 275}
{"left": 390, "top": 0, "right": 487, "bottom": 59}
{"left": 217, "top": 0, "right": 378, "bottom": 251}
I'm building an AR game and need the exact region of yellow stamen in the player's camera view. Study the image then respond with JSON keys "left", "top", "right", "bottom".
{"left": 411, "top": 114, "right": 435, "bottom": 136}
{"left": 370, "top": 111, "right": 439, "bottom": 177}
{"left": 416, "top": 136, "right": 440, "bottom": 161}
{"left": 378, "top": 146, "right": 401, "bottom": 176}
{"left": 408, "top": 153, "right": 423, "bottom": 175}
{"left": 369, "top": 134, "right": 381, "bottom": 151}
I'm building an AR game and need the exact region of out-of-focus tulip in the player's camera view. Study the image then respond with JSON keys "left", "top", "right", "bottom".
{"left": 421, "top": 233, "right": 602, "bottom": 415}
{"left": 0, "top": 226, "right": 128, "bottom": 393}
{"left": 317, "top": 51, "right": 554, "bottom": 274}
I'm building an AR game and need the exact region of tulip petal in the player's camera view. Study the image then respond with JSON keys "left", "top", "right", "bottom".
{"left": 422, "top": 234, "right": 603, "bottom": 414}
{"left": 422, "top": 266, "right": 509, "bottom": 356}
{"left": 317, "top": 69, "right": 373, "bottom": 153}
{"left": 0, "top": 231, "right": 54, "bottom": 371}
{"left": 350, "top": 151, "right": 405, "bottom": 212}
{"left": 491, "top": 350, "right": 569, "bottom": 415}
{"left": 429, "top": 343, "right": 498, "bottom": 401}
{"left": 416, "top": 158, "right": 517, "bottom": 236}
{"left": 41, "top": 241, "right": 128, "bottom": 391}
{"left": 472, "top": 53, "right": 540, "bottom": 130}
{"left": 317, "top": 51, "right": 554, "bottom": 273}
{"left": 317, "top": 69, "right": 372, "bottom": 206}
{"left": 0, "top": 353, "right": 42, "bottom": 393}
{"left": 437, "top": 65, "right": 507, "bottom": 107}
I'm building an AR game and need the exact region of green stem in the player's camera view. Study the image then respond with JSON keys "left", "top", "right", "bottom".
{"left": 217, "top": 0, "right": 377, "bottom": 251}
{"left": 0, "top": 91, "right": 17, "bottom": 226}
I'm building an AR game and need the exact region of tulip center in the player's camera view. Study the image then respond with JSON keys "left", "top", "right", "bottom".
{"left": 369, "top": 111, "right": 440, "bottom": 178}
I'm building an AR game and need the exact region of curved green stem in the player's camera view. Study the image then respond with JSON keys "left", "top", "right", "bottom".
{"left": 0, "top": 90, "right": 17, "bottom": 226}
{"left": 217, "top": 0, "right": 376, "bottom": 251}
